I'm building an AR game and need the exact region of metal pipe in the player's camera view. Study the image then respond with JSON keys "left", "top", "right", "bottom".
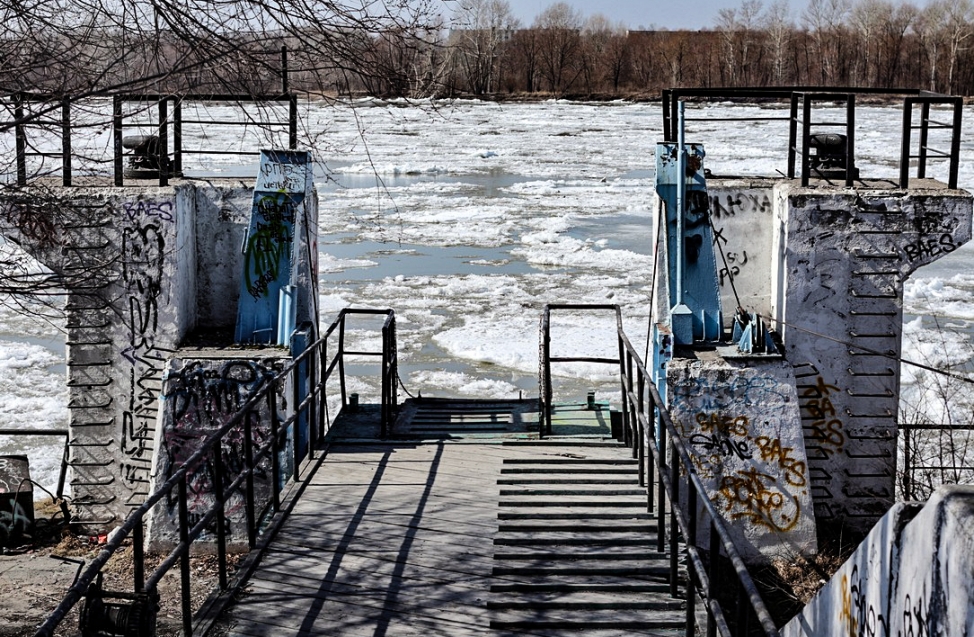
{"left": 158, "top": 98, "right": 169, "bottom": 187}
{"left": 214, "top": 443, "right": 228, "bottom": 591}
{"left": 113, "top": 97, "right": 123, "bottom": 186}
{"left": 675, "top": 101, "right": 686, "bottom": 306}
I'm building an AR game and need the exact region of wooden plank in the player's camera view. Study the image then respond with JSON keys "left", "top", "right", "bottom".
{"left": 215, "top": 436, "right": 683, "bottom": 637}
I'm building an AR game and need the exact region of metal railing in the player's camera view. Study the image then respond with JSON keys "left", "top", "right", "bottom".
{"left": 4, "top": 47, "right": 296, "bottom": 187}
{"left": 326, "top": 308, "right": 399, "bottom": 438}
{"left": 662, "top": 87, "right": 963, "bottom": 189}
{"left": 4, "top": 91, "right": 298, "bottom": 187}
{"left": 34, "top": 307, "right": 397, "bottom": 637}
{"left": 538, "top": 304, "right": 623, "bottom": 437}
{"left": 111, "top": 92, "right": 299, "bottom": 187}
{"left": 539, "top": 303, "right": 780, "bottom": 637}
{"left": 900, "top": 422, "right": 974, "bottom": 501}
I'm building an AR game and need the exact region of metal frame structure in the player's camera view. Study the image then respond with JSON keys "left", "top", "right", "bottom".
{"left": 4, "top": 46, "right": 297, "bottom": 188}
{"left": 540, "top": 303, "right": 780, "bottom": 637}
{"left": 33, "top": 308, "right": 397, "bottom": 637}
{"left": 662, "top": 87, "right": 963, "bottom": 189}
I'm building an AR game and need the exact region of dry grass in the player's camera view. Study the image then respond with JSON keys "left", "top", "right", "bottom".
{"left": 753, "top": 550, "right": 851, "bottom": 626}
{"left": 0, "top": 499, "right": 243, "bottom": 637}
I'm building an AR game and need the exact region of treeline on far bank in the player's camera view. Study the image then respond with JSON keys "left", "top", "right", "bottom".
{"left": 325, "top": 0, "right": 974, "bottom": 100}
{"left": 3, "top": 0, "right": 974, "bottom": 102}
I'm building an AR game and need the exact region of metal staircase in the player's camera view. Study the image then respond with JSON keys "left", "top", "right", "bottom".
{"left": 489, "top": 445, "right": 686, "bottom": 635}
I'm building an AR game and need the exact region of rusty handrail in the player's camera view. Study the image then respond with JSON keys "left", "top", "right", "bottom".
{"left": 539, "top": 303, "right": 779, "bottom": 637}
{"left": 34, "top": 307, "right": 396, "bottom": 637}
{"left": 616, "top": 326, "right": 780, "bottom": 637}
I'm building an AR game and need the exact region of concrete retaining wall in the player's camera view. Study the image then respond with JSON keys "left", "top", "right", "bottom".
{"left": 145, "top": 353, "right": 288, "bottom": 552}
{"left": 771, "top": 182, "right": 973, "bottom": 533}
{"left": 783, "top": 486, "right": 974, "bottom": 637}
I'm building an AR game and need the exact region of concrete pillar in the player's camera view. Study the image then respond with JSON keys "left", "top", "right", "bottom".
{"left": 772, "top": 180, "right": 972, "bottom": 535}
{"left": 0, "top": 175, "right": 317, "bottom": 530}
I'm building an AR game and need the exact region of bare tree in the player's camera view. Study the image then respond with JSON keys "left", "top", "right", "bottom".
{"left": 715, "top": 0, "right": 765, "bottom": 86}
{"left": 534, "top": 2, "right": 584, "bottom": 93}
{"left": 803, "top": 0, "right": 853, "bottom": 84}
{"left": 447, "top": 0, "right": 520, "bottom": 95}
{"left": 941, "top": 0, "right": 974, "bottom": 94}
{"left": 0, "top": 0, "right": 444, "bottom": 312}
{"left": 763, "top": 0, "right": 795, "bottom": 85}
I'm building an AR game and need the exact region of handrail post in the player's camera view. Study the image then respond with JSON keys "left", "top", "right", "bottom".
{"left": 62, "top": 98, "right": 71, "bottom": 186}
{"left": 542, "top": 310, "right": 552, "bottom": 437}
{"left": 14, "top": 93, "right": 27, "bottom": 186}
{"left": 268, "top": 384, "right": 282, "bottom": 512}
{"left": 899, "top": 98, "right": 913, "bottom": 189}
{"left": 628, "top": 352, "right": 636, "bottom": 456}
{"left": 177, "top": 477, "right": 193, "bottom": 637}
{"left": 338, "top": 313, "right": 348, "bottom": 408}
{"left": 281, "top": 45, "right": 289, "bottom": 94}
{"left": 787, "top": 92, "right": 799, "bottom": 179}
{"left": 213, "top": 442, "right": 229, "bottom": 590}
{"left": 902, "top": 427, "right": 913, "bottom": 500}
{"left": 173, "top": 98, "right": 183, "bottom": 176}
{"left": 669, "top": 439, "right": 680, "bottom": 598}
{"left": 132, "top": 520, "right": 145, "bottom": 592}
{"left": 949, "top": 98, "right": 962, "bottom": 189}
{"left": 800, "top": 93, "right": 811, "bottom": 187}
{"left": 289, "top": 95, "right": 298, "bottom": 149}
{"left": 616, "top": 334, "right": 636, "bottom": 448}
{"left": 381, "top": 320, "right": 391, "bottom": 438}
{"left": 243, "top": 410, "right": 258, "bottom": 549}
{"left": 646, "top": 375, "right": 655, "bottom": 513}
{"left": 158, "top": 97, "right": 169, "bottom": 187}
{"left": 292, "top": 359, "right": 302, "bottom": 479}
{"left": 308, "top": 353, "right": 318, "bottom": 455}
{"left": 113, "top": 96, "right": 123, "bottom": 186}
{"left": 844, "top": 94, "right": 855, "bottom": 187}
{"left": 662, "top": 89, "right": 671, "bottom": 142}
{"left": 657, "top": 419, "right": 667, "bottom": 552}
{"left": 708, "top": 519, "right": 720, "bottom": 637}
{"left": 319, "top": 337, "right": 329, "bottom": 435}
{"left": 637, "top": 371, "right": 646, "bottom": 488}
{"left": 917, "top": 100, "right": 930, "bottom": 180}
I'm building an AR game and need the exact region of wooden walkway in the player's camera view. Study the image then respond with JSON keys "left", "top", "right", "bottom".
{"left": 211, "top": 403, "right": 685, "bottom": 637}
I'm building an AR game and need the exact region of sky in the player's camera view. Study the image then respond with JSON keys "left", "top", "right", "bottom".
{"left": 507, "top": 0, "right": 731, "bottom": 30}
{"left": 490, "top": 0, "right": 937, "bottom": 31}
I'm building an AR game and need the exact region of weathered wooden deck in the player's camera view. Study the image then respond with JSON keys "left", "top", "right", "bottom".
{"left": 211, "top": 401, "right": 685, "bottom": 637}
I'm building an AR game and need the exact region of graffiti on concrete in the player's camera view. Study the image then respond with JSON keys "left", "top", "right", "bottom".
{"left": 161, "top": 359, "right": 282, "bottom": 536}
{"left": 798, "top": 371, "right": 846, "bottom": 459}
{"left": 669, "top": 361, "right": 816, "bottom": 559}
{"left": 682, "top": 412, "right": 808, "bottom": 533}
{"left": 710, "top": 192, "right": 772, "bottom": 220}
{"left": 719, "top": 466, "right": 802, "bottom": 533}
{"left": 119, "top": 201, "right": 176, "bottom": 501}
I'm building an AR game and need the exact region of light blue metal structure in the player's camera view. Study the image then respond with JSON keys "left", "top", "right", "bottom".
{"left": 654, "top": 139, "right": 722, "bottom": 346}
{"left": 235, "top": 150, "right": 312, "bottom": 346}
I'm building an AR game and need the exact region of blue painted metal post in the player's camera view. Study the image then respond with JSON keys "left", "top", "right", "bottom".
{"left": 654, "top": 104, "right": 722, "bottom": 347}
{"left": 235, "top": 150, "right": 312, "bottom": 345}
